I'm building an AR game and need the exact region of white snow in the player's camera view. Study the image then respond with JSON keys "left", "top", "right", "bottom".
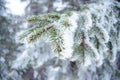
{"left": 60, "top": 12, "right": 79, "bottom": 58}
{"left": 6, "top": 0, "right": 27, "bottom": 15}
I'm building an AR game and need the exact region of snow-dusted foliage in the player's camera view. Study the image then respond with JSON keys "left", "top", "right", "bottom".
{"left": 9, "top": 0, "right": 120, "bottom": 80}
{"left": 72, "top": 0, "right": 120, "bottom": 66}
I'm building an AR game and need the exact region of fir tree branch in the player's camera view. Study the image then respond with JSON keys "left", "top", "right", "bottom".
{"left": 19, "top": 23, "right": 54, "bottom": 43}
{"left": 27, "top": 23, "right": 54, "bottom": 43}
{"left": 27, "top": 13, "right": 60, "bottom": 23}
{"left": 81, "top": 32, "right": 85, "bottom": 63}
{"left": 49, "top": 28, "right": 64, "bottom": 55}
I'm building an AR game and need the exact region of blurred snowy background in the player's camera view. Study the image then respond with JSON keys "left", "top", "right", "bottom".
{"left": 0, "top": 0, "right": 120, "bottom": 80}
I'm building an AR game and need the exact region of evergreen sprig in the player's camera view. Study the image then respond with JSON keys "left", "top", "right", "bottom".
{"left": 27, "top": 24, "right": 54, "bottom": 43}
{"left": 19, "top": 12, "right": 72, "bottom": 55}
{"left": 49, "top": 28, "right": 64, "bottom": 55}
{"left": 27, "top": 13, "right": 60, "bottom": 23}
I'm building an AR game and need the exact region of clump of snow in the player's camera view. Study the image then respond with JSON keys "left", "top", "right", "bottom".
{"left": 12, "top": 50, "right": 30, "bottom": 69}
{"left": 79, "top": 11, "right": 93, "bottom": 30}
{"left": 60, "top": 12, "right": 79, "bottom": 58}
{"left": 53, "top": 0, "right": 68, "bottom": 11}
{"left": 0, "top": 57, "right": 5, "bottom": 63}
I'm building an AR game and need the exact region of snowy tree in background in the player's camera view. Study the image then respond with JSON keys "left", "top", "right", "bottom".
{"left": 0, "top": 0, "right": 24, "bottom": 80}
{"left": 8, "top": 0, "right": 120, "bottom": 80}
